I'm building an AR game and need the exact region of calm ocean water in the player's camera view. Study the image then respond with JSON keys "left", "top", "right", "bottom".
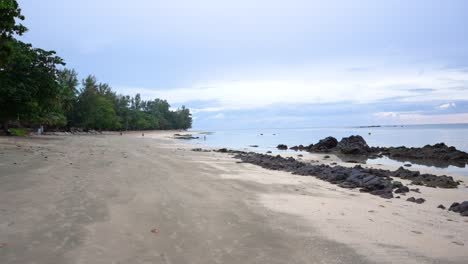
{"left": 189, "top": 124, "right": 468, "bottom": 176}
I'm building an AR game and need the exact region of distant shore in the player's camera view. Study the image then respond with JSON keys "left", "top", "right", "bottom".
{"left": 0, "top": 131, "right": 467, "bottom": 263}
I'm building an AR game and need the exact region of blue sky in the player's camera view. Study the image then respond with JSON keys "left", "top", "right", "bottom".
{"left": 19, "top": 0, "right": 468, "bottom": 129}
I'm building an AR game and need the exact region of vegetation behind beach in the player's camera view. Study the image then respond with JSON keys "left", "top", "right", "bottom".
{"left": 0, "top": 0, "right": 192, "bottom": 133}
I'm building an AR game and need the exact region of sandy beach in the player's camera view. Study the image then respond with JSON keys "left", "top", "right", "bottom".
{"left": 0, "top": 131, "right": 467, "bottom": 264}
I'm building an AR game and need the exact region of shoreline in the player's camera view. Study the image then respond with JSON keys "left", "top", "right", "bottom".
{"left": 186, "top": 130, "right": 468, "bottom": 178}
{"left": 1, "top": 131, "right": 467, "bottom": 263}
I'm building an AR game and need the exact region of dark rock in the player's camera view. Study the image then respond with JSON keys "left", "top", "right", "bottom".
{"left": 374, "top": 143, "right": 468, "bottom": 166}
{"left": 266, "top": 151, "right": 272, "bottom": 154}
{"left": 415, "top": 198, "right": 426, "bottom": 204}
{"left": 324, "top": 155, "right": 330, "bottom": 159}
{"left": 449, "top": 201, "right": 468, "bottom": 216}
{"left": 192, "top": 148, "right": 211, "bottom": 152}
{"left": 290, "top": 134, "right": 468, "bottom": 167}
{"left": 174, "top": 133, "right": 199, "bottom": 140}
{"left": 449, "top": 202, "right": 461, "bottom": 212}
{"left": 393, "top": 167, "right": 458, "bottom": 189}
{"left": 407, "top": 197, "right": 425, "bottom": 204}
{"left": 310, "top": 137, "right": 338, "bottom": 152}
{"left": 217, "top": 150, "right": 460, "bottom": 200}
{"left": 290, "top": 145, "right": 301, "bottom": 151}
{"left": 291, "top": 144, "right": 314, "bottom": 152}
{"left": 298, "top": 154, "right": 303, "bottom": 157}
{"left": 337, "top": 135, "right": 370, "bottom": 155}
{"left": 437, "top": 204, "right": 446, "bottom": 210}
{"left": 249, "top": 145, "right": 259, "bottom": 148}
{"left": 218, "top": 148, "right": 228, "bottom": 153}
{"left": 392, "top": 181, "right": 403, "bottom": 188}
{"left": 277, "top": 144, "right": 288, "bottom": 150}
{"left": 395, "top": 186, "right": 410, "bottom": 194}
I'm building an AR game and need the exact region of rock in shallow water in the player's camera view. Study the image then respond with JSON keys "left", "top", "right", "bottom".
{"left": 276, "top": 144, "right": 288, "bottom": 150}
{"left": 337, "top": 135, "right": 370, "bottom": 155}
{"left": 290, "top": 135, "right": 468, "bottom": 167}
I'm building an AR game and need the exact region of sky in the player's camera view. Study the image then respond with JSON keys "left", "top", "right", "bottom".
{"left": 19, "top": 0, "right": 468, "bottom": 129}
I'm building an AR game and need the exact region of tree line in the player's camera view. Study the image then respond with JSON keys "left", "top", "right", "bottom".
{"left": 0, "top": 0, "right": 192, "bottom": 133}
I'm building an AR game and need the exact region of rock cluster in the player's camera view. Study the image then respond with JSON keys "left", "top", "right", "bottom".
{"left": 215, "top": 149, "right": 459, "bottom": 199}
{"left": 174, "top": 133, "right": 199, "bottom": 140}
{"left": 276, "top": 144, "right": 288, "bottom": 150}
{"left": 288, "top": 136, "right": 468, "bottom": 166}
{"left": 406, "top": 197, "right": 426, "bottom": 204}
{"left": 449, "top": 201, "right": 468, "bottom": 216}
{"left": 371, "top": 143, "right": 468, "bottom": 166}
{"left": 337, "top": 135, "right": 370, "bottom": 154}
{"left": 191, "top": 148, "right": 211, "bottom": 152}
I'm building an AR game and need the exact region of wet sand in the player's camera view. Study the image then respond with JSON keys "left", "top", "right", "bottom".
{"left": 0, "top": 131, "right": 467, "bottom": 263}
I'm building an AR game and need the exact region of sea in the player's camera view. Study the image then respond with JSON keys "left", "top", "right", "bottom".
{"left": 188, "top": 124, "right": 468, "bottom": 177}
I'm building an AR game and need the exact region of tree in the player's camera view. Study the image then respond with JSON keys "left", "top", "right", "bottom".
{"left": 0, "top": 40, "right": 65, "bottom": 131}
{"left": 57, "top": 68, "right": 79, "bottom": 126}
{"left": 1, "top": 0, "right": 193, "bottom": 132}
{"left": 73, "top": 75, "right": 120, "bottom": 130}
{"left": 0, "top": 0, "right": 28, "bottom": 65}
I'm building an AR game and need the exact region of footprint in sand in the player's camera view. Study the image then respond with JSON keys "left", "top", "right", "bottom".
{"left": 452, "top": 241, "right": 464, "bottom": 246}
{"left": 411, "top": 231, "right": 423, "bottom": 235}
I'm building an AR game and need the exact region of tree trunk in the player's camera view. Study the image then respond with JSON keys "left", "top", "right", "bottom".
{"left": 2, "top": 119, "right": 10, "bottom": 134}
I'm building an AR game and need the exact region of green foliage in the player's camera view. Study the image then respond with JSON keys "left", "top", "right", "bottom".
{"left": 10, "top": 128, "right": 27, "bottom": 136}
{"left": 0, "top": 39, "right": 65, "bottom": 129}
{"left": 0, "top": 0, "right": 193, "bottom": 132}
{"left": 0, "top": 0, "right": 28, "bottom": 65}
{"left": 70, "top": 80, "right": 192, "bottom": 131}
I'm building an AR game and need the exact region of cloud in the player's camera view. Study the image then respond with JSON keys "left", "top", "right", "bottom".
{"left": 211, "top": 113, "right": 225, "bottom": 119}
{"left": 190, "top": 107, "right": 226, "bottom": 114}
{"left": 373, "top": 111, "right": 468, "bottom": 125}
{"left": 373, "top": 112, "right": 399, "bottom": 118}
{"left": 116, "top": 64, "right": 468, "bottom": 111}
{"left": 437, "top": 102, "right": 456, "bottom": 110}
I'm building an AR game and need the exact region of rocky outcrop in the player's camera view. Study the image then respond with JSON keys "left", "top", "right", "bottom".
{"left": 214, "top": 149, "right": 459, "bottom": 199}
{"left": 277, "top": 144, "right": 288, "bottom": 150}
{"left": 371, "top": 143, "right": 468, "bottom": 166}
{"left": 392, "top": 167, "right": 458, "bottom": 188}
{"left": 449, "top": 201, "right": 468, "bottom": 216}
{"left": 290, "top": 137, "right": 338, "bottom": 152}
{"left": 406, "top": 197, "right": 425, "bottom": 204}
{"left": 290, "top": 136, "right": 468, "bottom": 167}
{"left": 310, "top": 137, "right": 338, "bottom": 152}
{"left": 337, "top": 135, "right": 370, "bottom": 155}
{"left": 174, "top": 133, "right": 199, "bottom": 140}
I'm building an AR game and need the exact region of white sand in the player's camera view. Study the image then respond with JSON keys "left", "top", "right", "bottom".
{"left": 0, "top": 131, "right": 467, "bottom": 264}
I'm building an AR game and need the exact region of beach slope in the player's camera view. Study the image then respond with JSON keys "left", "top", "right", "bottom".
{"left": 0, "top": 132, "right": 466, "bottom": 264}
